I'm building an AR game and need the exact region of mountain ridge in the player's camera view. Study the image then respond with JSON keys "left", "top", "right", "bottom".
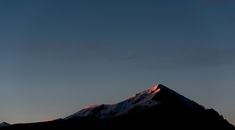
{"left": 1, "top": 84, "right": 234, "bottom": 130}
{"left": 65, "top": 84, "right": 204, "bottom": 120}
{"left": 0, "top": 122, "right": 10, "bottom": 128}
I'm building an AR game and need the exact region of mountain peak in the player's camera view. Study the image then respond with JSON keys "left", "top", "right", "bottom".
{"left": 0, "top": 122, "right": 10, "bottom": 128}
{"left": 147, "top": 84, "right": 161, "bottom": 94}
{"left": 66, "top": 84, "right": 187, "bottom": 120}
{"left": 66, "top": 84, "right": 164, "bottom": 120}
{"left": 146, "top": 84, "right": 174, "bottom": 94}
{"left": 2, "top": 84, "right": 234, "bottom": 130}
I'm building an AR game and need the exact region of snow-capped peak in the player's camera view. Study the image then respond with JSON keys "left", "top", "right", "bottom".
{"left": 66, "top": 84, "right": 163, "bottom": 120}
{"left": 66, "top": 84, "right": 203, "bottom": 120}
{"left": 149, "top": 84, "right": 161, "bottom": 93}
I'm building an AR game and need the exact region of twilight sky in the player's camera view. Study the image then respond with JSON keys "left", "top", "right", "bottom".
{"left": 0, "top": 0, "right": 235, "bottom": 125}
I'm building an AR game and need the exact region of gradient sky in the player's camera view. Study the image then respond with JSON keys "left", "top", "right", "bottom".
{"left": 0, "top": 0, "right": 235, "bottom": 125}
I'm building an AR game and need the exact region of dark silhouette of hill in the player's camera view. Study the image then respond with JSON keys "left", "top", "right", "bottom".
{"left": 0, "top": 122, "right": 10, "bottom": 128}
{"left": 1, "top": 84, "right": 234, "bottom": 130}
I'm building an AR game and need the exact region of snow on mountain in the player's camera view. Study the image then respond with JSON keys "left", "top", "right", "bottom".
{"left": 66, "top": 84, "right": 161, "bottom": 119}
{"left": 1, "top": 84, "right": 234, "bottom": 130}
{"left": 66, "top": 84, "right": 199, "bottom": 120}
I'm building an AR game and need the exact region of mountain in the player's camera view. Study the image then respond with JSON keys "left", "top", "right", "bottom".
{"left": 0, "top": 123, "right": 10, "bottom": 128}
{"left": 66, "top": 84, "right": 203, "bottom": 120}
{"left": 1, "top": 84, "right": 235, "bottom": 130}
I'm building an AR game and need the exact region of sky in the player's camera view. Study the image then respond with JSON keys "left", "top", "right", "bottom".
{"left": 0, "top": 0, "right": 235, "bottom": 125}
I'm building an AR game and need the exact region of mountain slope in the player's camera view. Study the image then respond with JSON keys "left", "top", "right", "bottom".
{"left": 66, "top": 84, "right": 204, "bottom": 120}
{"left": 1, "top": 84, "right": 235, "bottom": 130}
{"left": 0, "top": 123, "right": 10, "bottom": 128}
